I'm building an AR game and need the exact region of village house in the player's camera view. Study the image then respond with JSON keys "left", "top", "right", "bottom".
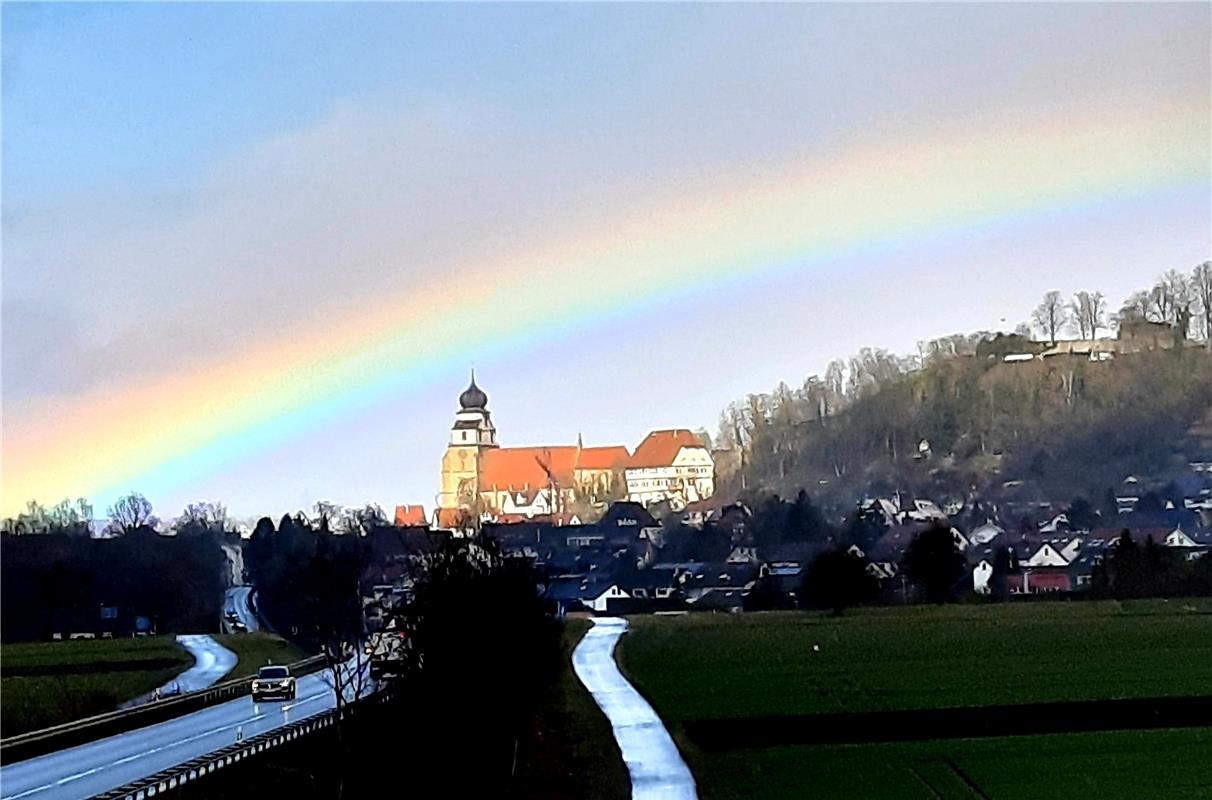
{"left": 624, "top": 429, "right": 715, "bottom": 511}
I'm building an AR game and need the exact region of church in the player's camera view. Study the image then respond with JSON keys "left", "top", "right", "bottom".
{"left": 436, "top": 374, "right": 715, "bottom": 525}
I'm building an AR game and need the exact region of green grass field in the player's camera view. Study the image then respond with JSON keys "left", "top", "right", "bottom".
{"left": 620, "top": 600, "right": 1212, "bottom": 723}
{"left": 617, "top": 601, "right": 1212, "bottom": 799}
{"left": 698, "top": 728, "right": 1212, "bottom": 800}
{"left": 214, "top": 633, "right": 305, "bottom": 679}
{"left": 0, "top": 637, "right": 191, "bottom": 737}
{"left": 0, "top": 633, "right": 307, "bottom": 737}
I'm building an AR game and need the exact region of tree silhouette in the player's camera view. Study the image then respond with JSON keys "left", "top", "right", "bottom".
{"left": 801, "top": 548, "right": 877, "bottom": 614}
{"left": 106, "top": 492, "right": 157, "bottom": 534}
{"left": 902, "top": 523, "right": 966, "bottom": 604}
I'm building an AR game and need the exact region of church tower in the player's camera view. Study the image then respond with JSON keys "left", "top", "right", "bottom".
{"left": 438, "top": 372, "right": 498, "bottom": 510}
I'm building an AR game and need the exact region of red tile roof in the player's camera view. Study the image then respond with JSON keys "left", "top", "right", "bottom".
{"left": 576, "top": 446, "right": 631, "bottom": 470}
{"left": 393, "top": 504, "right": 427, "bottom": 527}
{"left": 480, "top": 444, "right": 631, "bottom": 490}
{"left": 481, "top": 447, "right": 578, "bottom": 490}
{"left": 435, "top": 508, "right": 474, "bottom": 530}
{"left": 628, "top": 429, "right": 706, "bottom": 469}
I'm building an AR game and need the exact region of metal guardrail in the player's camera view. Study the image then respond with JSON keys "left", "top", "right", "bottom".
{"left": 92, "top": 690, "right": 392, "bottom": 800}
{"left": 0, "top": 654, "right": 327, "bottom": 765}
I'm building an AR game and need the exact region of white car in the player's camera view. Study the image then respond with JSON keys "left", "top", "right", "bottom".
{"left": 251, "top": 665, "right": 296, "bottom": 701}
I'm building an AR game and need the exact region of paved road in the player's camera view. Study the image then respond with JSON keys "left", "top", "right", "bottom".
{"left": 123, "top": 635, "right": 239, "bottom": 708}
{"left": 223, "top": 586, "right": 260, "bottom": 633}
{"left": 573, "top": 617, "right": 697, "bottom": 800}
{"left": 0, "top": 664, "right": 366, "bottom": 800}
{"left": 163, "top": 635, "right": 237, "bottom": 695}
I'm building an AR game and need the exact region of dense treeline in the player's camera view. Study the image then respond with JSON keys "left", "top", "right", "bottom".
{"left": 243, "top": 511, "right": 380, "bottom": 651}
{"left": 0, "top": 494, "right": 234, "bottom": 642}
{"left": 1092, "top": 532, "right": 1212, "bottom": 599}
{"left": 240, "top": 512, "right": 565, "bottom": 794}
{"left": 0, "top": 528, "right": 225, "bottom": 642}
{"left": 717, "top": 268, "right": 1212, "bottom": 510}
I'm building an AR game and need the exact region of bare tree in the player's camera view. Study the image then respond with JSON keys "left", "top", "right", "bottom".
{"left": 1115, "top": 290, "right": 1151, "bottom": 329}
{"left": 824, "top": 359, "right": 847, "bottom": 408}
{"left": 312, "top": 500, "right": 344, "bottom": 533}
{"left": 107, "top": 492, "right": 157, "bottom": 534}
{"left": 1147, "top": 270, "right": 1193, "bottom": 335}
{"left": 174, "top": 501, "right": 228, "bottom": 535}
{"left": 344, "top": 503, "right": 389, "bottom": 536}
{"left": 47, "top": 498, "right": 93, "bottom": 535}
{"left": 1192, "top": 260, "right": 1212, "bottom": 347}
{"left": 1070, "top": 291, "right": 1106, "bottom": 340}
{"left": 14, "top": 500, "right": 50, "bottom": 535}
{"left": 1031, "top": 291, "right": 1069, "bottom": 344}
{"left": 715, "top": 410, "right": 737, "bottom": 449}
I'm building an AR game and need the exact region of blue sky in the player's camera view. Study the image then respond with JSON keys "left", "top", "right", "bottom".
{"left": 3, "top": 3, "right": 1209, "bottom": 518}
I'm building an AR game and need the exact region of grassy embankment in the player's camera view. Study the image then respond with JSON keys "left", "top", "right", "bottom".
{"left": 213, "top": 633, "right": 305, "bottom": 679}
{"left": 1, "top": 633, "right": 306, "bottom": 737}
{"left": 512, "top": 618, "right": 630, "bottom": 800}
{"left": 619, "top": 600, "right": 1212, "bottom": 799}
{"left": 0, "top": 637, "right": 191, "bottom": 737}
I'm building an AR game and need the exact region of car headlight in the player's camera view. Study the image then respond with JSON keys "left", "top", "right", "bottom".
{"left": 280, "top": 680, "right": 290, "bottom": 687}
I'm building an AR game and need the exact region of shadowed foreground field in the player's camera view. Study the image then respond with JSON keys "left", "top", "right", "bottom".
{"left": 513, "top": 619, "right": 630, "bottom": 800}
{"left": 618, "top": 601, "right": 1212, "bottom": 799}
{"left": 698, "top": 728, "right": 1212, "bottom": 800}
{"left": 0, "top": 637, "right": 191, "bottom": 737}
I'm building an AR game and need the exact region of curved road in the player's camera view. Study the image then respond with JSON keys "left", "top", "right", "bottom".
{"left": 0, "top": 664, "right": 367, "bottom": 800}
{"left": 572, "top": 617, "right": 697, "bottom": 800}
{"left": 160, "top": 636, "right": 237, "bottom": 696}
{"left": 223, "top": 586, "right": 261, "bottom": 633}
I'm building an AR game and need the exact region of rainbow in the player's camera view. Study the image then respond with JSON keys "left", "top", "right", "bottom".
{"left": 2, "top": 99, "right": 1208, "bottom": 514}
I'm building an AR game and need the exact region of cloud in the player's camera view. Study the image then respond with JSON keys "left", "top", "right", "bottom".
{"left": 2, "top": 2, "right": 1207, "bottom": 416}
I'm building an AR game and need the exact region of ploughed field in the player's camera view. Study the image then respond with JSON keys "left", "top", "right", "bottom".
{"left": 0, "top": 636, "right": 191, "bottom": 737}
{"left": 617, "top": 600, "right": 1212, "bottom": 799}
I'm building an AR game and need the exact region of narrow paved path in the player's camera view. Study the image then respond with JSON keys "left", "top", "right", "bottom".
{"left": 166, "top": 635, "right": 238, "bottom": 694}
{"left": 119, "top": 634, "right": 239, "bottom": 709}
{"left": 572, "top": 616, "right": 697, "bottom": 800}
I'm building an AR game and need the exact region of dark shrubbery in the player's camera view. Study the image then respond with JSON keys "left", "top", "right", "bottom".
{"left": 1, "top": 528, "right": 225, "bottom": 642}
{"left": 1093, "top": 531, "right": 1212, "bottom": 599}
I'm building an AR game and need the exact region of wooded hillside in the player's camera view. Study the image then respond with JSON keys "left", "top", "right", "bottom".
{"left": 717, "top": 268, "right": 1212, "bottom": 512}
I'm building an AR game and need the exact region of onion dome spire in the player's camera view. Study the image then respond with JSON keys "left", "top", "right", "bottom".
{"left": 459, "top": 369, "right": 488, "bottom": 410}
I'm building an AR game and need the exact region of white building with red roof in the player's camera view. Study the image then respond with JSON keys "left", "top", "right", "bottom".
{"left": 437, "top": 375, "right": 638, "bottom": 521}
{"left": 435, "top": 376, "right": 714, "bottom": 523}
{"left": 623, "top": 429, "right": 715, "bottom": 510}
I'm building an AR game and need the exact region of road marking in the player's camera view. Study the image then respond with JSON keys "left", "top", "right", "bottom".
{"left": 0, "top": 714, "right": 272, "bottom": 799}
{"left": 280, "top": 693, "right": 327, "bottom": 713}
{"left": 0, "top": 678, "right": 337, "bottom": 800}
{"left": 56, "top": 767, "right": 101, "bottom": 785}
{"left": 1, "top": 783, "right": 53, "bottom": 800}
